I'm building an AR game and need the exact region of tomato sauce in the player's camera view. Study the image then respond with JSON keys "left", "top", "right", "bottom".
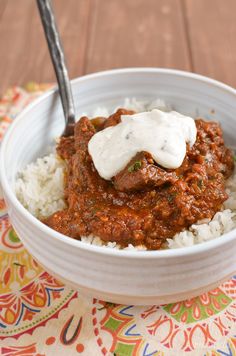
{"left": 43, "top": 109, "right": 234, "bottom": 250}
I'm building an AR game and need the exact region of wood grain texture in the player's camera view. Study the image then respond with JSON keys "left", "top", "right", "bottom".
{"left": 1, "top": 0, "right": 236, "bottom": 94}
{"left": 184, "top": 0, "right": 236, "bottom": 87}
{"left": 85, "top": 0, "right": 191, "bottom": 73}
{"left": 0, "top": 0, "right": 91, "bottom": 94}
{"left": 0, "top": 0, "right": 7, "bottom": 18}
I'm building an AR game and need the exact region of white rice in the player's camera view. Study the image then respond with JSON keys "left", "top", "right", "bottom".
{"left": 15, "top": 98, "right": 236, "bottom": 250}
{"left": 15, "top": 154, "right": 66, "bottom": 218}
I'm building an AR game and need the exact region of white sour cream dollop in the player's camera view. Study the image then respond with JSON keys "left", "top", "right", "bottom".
{"left": 88, "top": 109, "right": 197, "bottom": 180}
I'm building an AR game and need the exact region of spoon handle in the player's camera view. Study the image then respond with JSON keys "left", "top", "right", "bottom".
{"left": 37, "top": 0, "right": 75, "bottom": 136}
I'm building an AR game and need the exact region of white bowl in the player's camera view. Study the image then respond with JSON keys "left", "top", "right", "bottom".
{"left": 1, "top": 68, "right": 236, "bottom": 305}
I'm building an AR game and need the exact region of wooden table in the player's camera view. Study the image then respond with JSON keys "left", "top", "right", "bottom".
{"left": 0, "top": 0, "right": 236, "bottom": 95}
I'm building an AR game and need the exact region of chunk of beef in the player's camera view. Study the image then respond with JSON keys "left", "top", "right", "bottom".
{"left": 113, "top": 151, "right": 177, "bottom": 192}
{"left": 103, "top": 108, "right": 135, "bottom": 128}
{"left": 90, "top": 117, "right": 107, "bottom": 131}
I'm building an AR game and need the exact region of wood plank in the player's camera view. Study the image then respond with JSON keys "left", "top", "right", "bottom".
{"left": 0, "top": 0, "right": 91, "bottom": 95}
{"left": 0, "top": 0, "right": 7, "bottom": 18}
{"left": 184, "top": 0, "right": 236, "bottom": 87}
{"left": 85, "top": 0, "right": 191, "bottom": 73}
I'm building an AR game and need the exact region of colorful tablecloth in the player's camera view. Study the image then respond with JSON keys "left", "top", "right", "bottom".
{"left": 0, "top": 85, "right": 236, "bottom": 356}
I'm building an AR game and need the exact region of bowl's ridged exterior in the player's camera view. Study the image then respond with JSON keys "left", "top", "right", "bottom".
{"left": 1, "top": 68, "right": 236, "bottom": 305}
{"left": 7, "top": 200, "right": 236, "bottom": 304}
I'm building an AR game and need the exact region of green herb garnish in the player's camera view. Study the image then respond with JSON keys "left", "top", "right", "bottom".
{"left": 128, "top": 160, "right": 142, "bottom": 173}
{"left": 197, "top": 179, "right": 203, "bottom": 189}
{"left": 233, "top": 156, "right": 236, "bottom": 162}
{"left": 167, "top": 192, "right": 177, "bottom": 202}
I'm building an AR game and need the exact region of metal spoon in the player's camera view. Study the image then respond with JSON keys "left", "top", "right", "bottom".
{"left": 37, "top": 0, "right": 75, "bottom": 137}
